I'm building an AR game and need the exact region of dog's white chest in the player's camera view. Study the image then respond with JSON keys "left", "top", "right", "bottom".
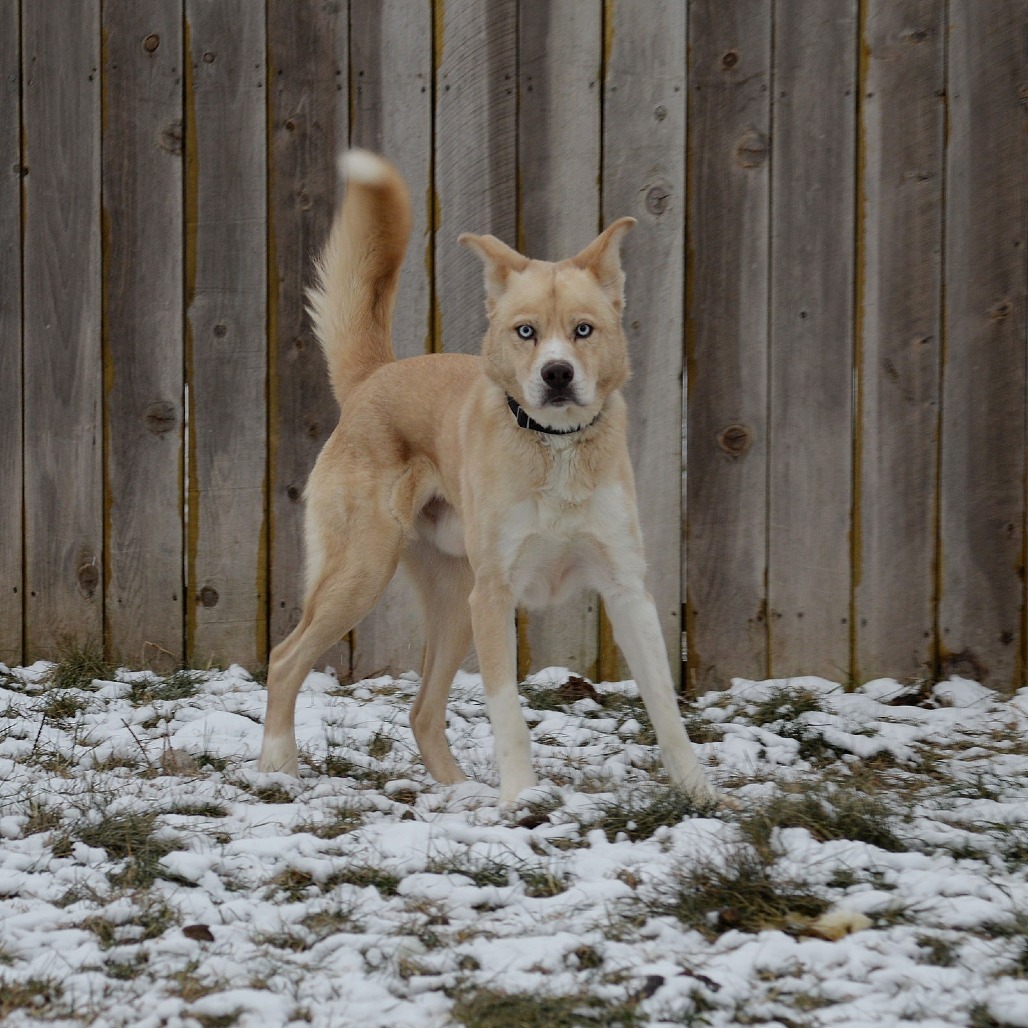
{"left": 502, "top": 478, "right": 637, "bottom": 608}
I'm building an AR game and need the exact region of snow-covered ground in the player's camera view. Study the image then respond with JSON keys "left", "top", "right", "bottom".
{"left": 2, "top": 661, "right": 1028, "bottom": 1027}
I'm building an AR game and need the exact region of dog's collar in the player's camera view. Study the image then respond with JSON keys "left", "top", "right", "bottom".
{"left": 505, "top": 394, "right": 600, "bottom": 436}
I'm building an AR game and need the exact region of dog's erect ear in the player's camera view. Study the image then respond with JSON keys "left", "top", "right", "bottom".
{"left": 459, "top": 233, "right": 531, "bottom": 311}
{"left": 570, "top": 217, "right": 636, "bottom": 311}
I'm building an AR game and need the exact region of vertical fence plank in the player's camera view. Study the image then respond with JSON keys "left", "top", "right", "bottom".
{"left": 0, "top": 1, "right": 22, "bottom": 665}
{"left": 685, "top": 0, "right": 772, "bottom": 692}
{"left": 940, "top": 0, "right": 1027, "bottom": 688}
{"left": 23, "top": 2, "right": 103, "bottom": 658}
{"left": 435, "top": 0, "right": 518, "bottom": 356}
{"left": 103, "top": 0, "right": 185, "bottom": 669}
{"left": 855, "top": 0, "right": 944, "bottom": 683}
{"left": 348, "top": 0, "right": 432, "bottom": 679}
{"left": 518, "top": 0, "right": 603, "bottom": 677}
{"left": 767, "top": 1, "right": 857, "bottom": 680}
{"left": 603, "top": 0, "right": 687, "bottom": 682}
{"left": 185, "top": 1, "right": 267, "bottom": 668}
{"left": 267, "top": 0, "right": 350, "bottom": 676}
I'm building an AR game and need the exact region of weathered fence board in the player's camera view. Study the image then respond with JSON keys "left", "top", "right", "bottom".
{"left": 267, "top": 0, "right": 350, "bottom": 675}
{"left": 855, "top": 0, "right": 945, "bottom": 683}
{"left": 602, "top": 0, "right": 688, "bottom": 682}
{"left": 0, "top": 2, "right": 22, "bottom": 665}
{"left": 768, "top": 0, "right": 858, "bottom": 680}
{"left": 102, "top": 0, "right": 186, "bottom": 669}
{"left": 517, "top": 0, "right": 603, "bottom": 676}
{"left": 939, "top": 0, "right": 1027, "bottom": 689}
{"left": 435, "top": 0, "right": 518, "bottom": 357}
{"left": 185, "top": 0, "right": 268, "bottom": 668}
{"left": 22, "top": 2, "right": 104, "bottom": 655}
{"left": 685, "top": 0, "right": 772, "bottom": 692}
{"left": 348, "top": 0, "right": 433, "bottom": 680}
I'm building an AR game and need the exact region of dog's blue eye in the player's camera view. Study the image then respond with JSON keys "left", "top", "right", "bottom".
{"left": 516, "top": 324, "right": 536, "bottom": 341}
{"left": 574, "top": 323, "right": 593, "bottom": 339}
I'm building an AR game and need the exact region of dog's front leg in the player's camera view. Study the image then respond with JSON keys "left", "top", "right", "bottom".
{"left": 602, "top": 585, "right": 718, "bottom": 807}
{"left": 468, "top": 577, "right": 537, "bottom": 802}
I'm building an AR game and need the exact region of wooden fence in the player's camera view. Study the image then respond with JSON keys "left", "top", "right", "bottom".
{"left": 1, "top": 0, "right": 1025, "bottom": 691}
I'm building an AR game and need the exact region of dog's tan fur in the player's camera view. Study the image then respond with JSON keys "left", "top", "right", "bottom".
{"left": 259, "top": 151, "right": 716, "bottom": 806}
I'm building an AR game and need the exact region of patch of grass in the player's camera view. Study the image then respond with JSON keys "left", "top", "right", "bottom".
{"left": 656, "top": 845, "right": 830, "bottom": 940}
{"left": 449, "top": 985, "right": 644, "bottom": 1028}
{"left": 41, "top": 688, "right": 91, "bottom": 722}
{"left": 368, "top": 731, "right": 394, "bottom": 760}
{"left": 167, "top": 801, "right": 230, "bottom": 818}
{"left": 0, "top": 977, "right": 65, "bottom": 1018}
{"left": 129, "top": 669, "right": 205, "bottom": 706}
{"left": 328, "top": 864, "right": 401, "bottom": 896}
{"left": 917, "top": 933, "right": 958, "bottom": 968}
{"left": 589, "top": 788, "right": 708, "bottom": 843}
{"left": 265, "top": 868, "right": 320, "bottom": 901}
{"left": 749, "top": 685, "right": 828, "bottom": 726}
{"left": 105, "top": 952, "right": 150, "bottom": 980}
{"left": 519, "top": 866, "right": 570, "bottom": 898}
{"left": 738, "top": 782, "right": 907, "bottom": 854}
{"left": 74, "top": 810, "right": 177, "bottom": 888}
{"left": 295, "top": 805, "right": 364, "bottom": 839}
{"left": 301, "top": 905, "right": 363, "bottom": 940}
{"left": 23, "top": 801, "right": 62, "bottom": 836}
{"left": 250, "top": 783, "right": 296, "bottom": 805}
{"left": 43, "top": 641, "right": 116, "bottom": 691}
{"left": 427, "top": 854, "right": 512, "bottom": 889}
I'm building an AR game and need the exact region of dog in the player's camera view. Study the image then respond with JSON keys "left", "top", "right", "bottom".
{"left": 258, "top": 150, "right": 716, "bottom": 807}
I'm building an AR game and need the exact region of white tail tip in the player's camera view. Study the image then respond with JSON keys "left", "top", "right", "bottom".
{"left": 339, "top": 149, "right": 390, "bottom": 186}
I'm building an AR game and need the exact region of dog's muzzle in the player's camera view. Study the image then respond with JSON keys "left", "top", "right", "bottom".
{"left": 540, "top": 360, "right": 576, "bottom": 406}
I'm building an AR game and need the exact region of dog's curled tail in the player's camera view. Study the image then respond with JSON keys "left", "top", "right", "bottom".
{"left": 308, "top": 150, "right": 412, "bottom": 405}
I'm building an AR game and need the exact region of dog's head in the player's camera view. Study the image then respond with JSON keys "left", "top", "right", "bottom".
{"left": 460, "top": 219, "right": 635, "bottom": 432}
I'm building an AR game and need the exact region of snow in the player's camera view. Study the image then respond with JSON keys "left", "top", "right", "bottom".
{"left": 1, "top": 662, "right": 1028, "bottom": 1026}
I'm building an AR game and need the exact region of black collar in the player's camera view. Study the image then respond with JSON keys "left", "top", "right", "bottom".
{"left": 506, "top": 394, "right": 601, "bottom": 436}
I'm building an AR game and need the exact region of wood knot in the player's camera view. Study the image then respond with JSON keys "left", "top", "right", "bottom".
{"left": 78, "top": 560, "right": 100, "bottom": 597}
{"left": 198, "top": 586, "right": 219, "bottom": 608}
{"left": 735, "top": 130, "right": 769, "bottom": 168}
{"left": 159, "top": 120, "right": 183, "bottom": 156}
{"left": 645, "top": 182, "right": 671, "bottom": 217}
{"left": 143, "top": 34, "right": 160, "bottom": 53}
{"left": 144, "top": 400, "right": 177, "bottom": 435}
{"left": 721, "top": 50, "right": 739, "bottom": 70}
{"left": 718, "top": 424, "right": 752, "bottom": 456}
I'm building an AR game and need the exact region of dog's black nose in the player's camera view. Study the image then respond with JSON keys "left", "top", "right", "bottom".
{"left": 541, "top": 360, "right": 574, "bottom": 390}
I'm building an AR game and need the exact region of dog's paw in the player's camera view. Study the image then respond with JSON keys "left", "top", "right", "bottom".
{"left": 258, "top": 736, "right": 299, "bottom": 777}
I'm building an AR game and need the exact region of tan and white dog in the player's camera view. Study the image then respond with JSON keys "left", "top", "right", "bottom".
{"left": 259, "top": 150, "right": 716, "bottom": 807}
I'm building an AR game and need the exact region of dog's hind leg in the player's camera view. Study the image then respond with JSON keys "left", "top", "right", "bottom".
{"left": 259, "top": 523, "right": 403, "bottom": 776}
{"left": 405, "top": 542, "right": 474, "bottom": 784}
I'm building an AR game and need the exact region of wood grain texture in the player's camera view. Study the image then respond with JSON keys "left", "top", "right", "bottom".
{"left": 518, "top": 0, "right": 603, "bottom": 677}
{"left": 348, "top": 0, "right": 433, "bottom": 679}
{"left": 267, "top": 0, "right": 350, "bottom": 677}
{"left": 435, "top": 0, "right": 518, "bottom": 356}
{"left": 767, "top": 0, "right": 857, "bottom": 679}
{"left": 185, "top": 0, "right": 267, "bottom": 668}
{"left": 855, "top": 0, "right": 944, "bottom": 682}
{"left": 0, "top": 1, "right": 22, "bottom": 664}
{"left": 603, "top": 0, "right": 687, "bottom": 684}
{"left": 685, "top": 0, "right": 772, "bottom": 692}
{"left": 102, "top": 0, "right": 185, "bottom": 669}
{"left": 22, "top": 1, "right": 104, "bottom": 657}
{"left": 939, "top": 0, "right": 1027, "bottom": 688}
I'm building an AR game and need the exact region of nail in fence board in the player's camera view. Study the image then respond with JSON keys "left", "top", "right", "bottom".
{"left": 267, "top": 0, "right": 351, "bottom": 677}
{"left": 603, "top": 0, "right": 687, "bottom": 683}
{"left": 518, "top": 0, "right": 603, "bottom": 677}
{"left": 435, "top": 0, "right": 518, "bottom": 357}
{"left": 939, "top": 1, "right": 1027, "bottom": 688}
{"left": 348, "top": 0, "right": 433, "bottom": 680}
{"left": 185, "top": 1, "right": 268, "bottom": 668}
{"left": 102, "top": 0, "right": 186, "bottom": 670}
{"left": 22, "top": 2, "right": 104, "bottom": 656}
{"left": 685, "top": 0, "right": 772, "bottom": 691}
{"left": 0, "top": 2, "right": 22, "bottom": 665}
{"left": 768, "top": 1, "right": 857, "bottom": 678}
{"left": 855, "top": 0, "right": 945, "bottom": 682}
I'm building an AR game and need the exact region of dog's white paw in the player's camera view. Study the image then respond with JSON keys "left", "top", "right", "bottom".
{"left": 258, "top": 735, "right": 299, "bottom": 777}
